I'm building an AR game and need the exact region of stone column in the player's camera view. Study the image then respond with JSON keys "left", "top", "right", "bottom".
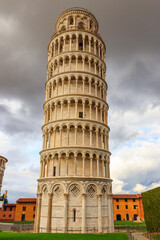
{"left": 61, "top": 102, "right": 63, "bottom": 119}
{"left": 34, "top": 193, "right": 42, "bottom": 233}
{"left": 89, "top": 103, "right": 92, "bottom": 119}
{"left": 58, "top": 157, "right": 60, "bottom": 176}
{"left": 95, "top": 81, "right": 98, "bottom": 96}
{"left": 54, "top": 104, "right": 57, "bottom": 120}
{"left": 75, "top": 127, "right": 77, "bottom": 145}
{"left": 89, "top": 59, "right": 91, "bottom": 72}
{"left": 68, "top": 100, "right": 70, "bottom": 118}
{"left": 82, "top": 57, "right": 85, "bottom": 71}
{"left": 67, "top": 127, "right": 69, "bottom": 145}
{"left": 83, "top": 101, "right": 85, "bottom": 118}
{"left": 96, "top": 130, "right": 98, "bottom": 148}
{"left": 60, "top": 128, "right": 62, "bottom": 146}
{"left": 83, "top": 37, "right": 85, "bottom": 51}
{"left": 63, "top": 193, "right": 68, "bottom": 233}
{"left": 102, "top": 158, "right": 105, "bottom": 177}
{"left": 46, "top": 193, "right": 53, "bottom": 233}
{"left": 90, "top": 157, "right": 93, "bottom": 176}
{"left": 83, "top": 78, "right": 85, "bottom": 94}
{"left": 46, "top": 160, "right": 48, "bottom": 177}
{"left": 90, "top": 129, "right": 92, "bottom": 146}
{"left": 76, "top": 78, "right": 78, "bottom": 92}
{"left": 82, "top": 128, "right": 85, "bottom": 146}
{"left": 75, "top": 100, "right": 77, "bottom": 118}
{"left": 97, "top": 158, "right": 99, "bottom": 177}
{"left": 76, "top": 56, "right": 78, "bottom": 70}
{"left": 66, "top": 157, "right": 68, "bottom": 176}
{"left": 82, "top": 156, "right": 85, "bottom": 176}
{"left": 69, "top": 57, "right": 71, "bottom": 71}
{"left": 69, "top": 37, "right": 72, "bottom": 51}
{"left": 89, "top": 79, "right": 91, "bottom": 94}
{"left": 53, "top": 130, "right": 55, "bottom": 147}
{"left": 96, "top": 104, "right": 98, "bottom": 121}
{"left": 108, "top": 194, "right": 114, "bottom": 233}
{"left": 74, "top": 156, "right": 77, "bottom": 176}
{"left": 89, "top": 38, "right": 91, "bottom": 52}
{"left": 82, "top": 193, "right": 86, "bottom": 233}
{"left": 98, "top": 194, "right": 102, "bottom": 233}
{"left": 94, "top": 41, "right": 96, "bottom": 54}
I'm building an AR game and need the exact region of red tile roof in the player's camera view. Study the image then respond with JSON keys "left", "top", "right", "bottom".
{"left": 16, "top": 198, "right": 36, "bottom": 203}
{"left": 4, "top": 204, "right": 16, "bottom": 207}
{"left": 112, "top": 194, "right": 141, "bottom": 199}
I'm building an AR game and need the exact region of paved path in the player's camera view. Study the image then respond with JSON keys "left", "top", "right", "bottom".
{"left": 131, "top": 232, "right": 148, "bottom": 240}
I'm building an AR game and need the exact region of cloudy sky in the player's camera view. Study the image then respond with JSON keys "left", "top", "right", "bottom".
{"left": 0, "top": 0, "right": 160, "bottom": 202}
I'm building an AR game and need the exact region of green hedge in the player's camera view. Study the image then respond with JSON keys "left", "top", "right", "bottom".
{"left": 142, "top": 187, "right": 160, "bottom": 232}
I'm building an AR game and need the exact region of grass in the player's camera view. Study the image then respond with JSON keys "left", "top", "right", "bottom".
{"left": 114, "top": 221, "right": 146, "bottom": 226}
{"left": 0, "top": 232, "right": 129, "bottom": 240}
{"left": 0, "top": 221, "right": 34, "bottom": 224}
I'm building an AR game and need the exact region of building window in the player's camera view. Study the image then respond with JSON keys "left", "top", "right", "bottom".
{"left": 9, "top": 215, "right": 11, "bottom": 217}
{"left": 53, "top": 166, "right": 56, "bottom": 176}
{"left": 4, "top": 207, "right": 6, "bottom": 211}
{"left": 125, "top": 199, "right": 128, "bottom": 202}
{"left": 116, "top": 214, "right": 121, "bottom": 221}
{"left": 3, "top": 215, "right": 5, "bottom": 217}
{"left": 133, "top": 199, "right": 135, "bottom": 202}
{"left": 33, "top": 214, "right": 35, "bottom": 219}
{"left": 33, "top": 206, "right": 36, "bottom": 211}
{"left": 125, "top": 205, "right": 128, "bottom": 209}
{"left": 10, "top": 207, "right": 12, "bottom": 211}
{"left": 134, "top": 205, "right": 138, "bottom": 209}
{"left": 79, "top": 112, "right": 83, "bottom": 118}
{"left": 21, "top": 214, "right": 25, "bottom": 221}
{"left": 117, "top": 205, "right": 119, "bottom": 209}
{"left": 23, "top": 206, "right": 26, "bottom": 211}
{"left": 73, "top": 209, "right": 76, "bottom": 222}
{"left": 116, "top": 199, "right": 119, "bottom": 202}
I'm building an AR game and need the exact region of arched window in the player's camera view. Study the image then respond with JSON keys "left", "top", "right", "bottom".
{"left": 61, "top": 25, "right": 66, "bottom": 32}
{"left": 133, "top": 214, "right": 137, "bottom": 221}
{"left": 126, "top": 213, "right": 129, "bottom": 221}
{"left": 69, "top": 17, "right": 73, "bottom": 25}
{"left": 73, "top": 209, "right": 76, "bottom": 222}
{"left": 116, "top": 214, "right": 121, "bottom": 221}
{"left": 78, "top": 22, "right": 84, "bottom": 29}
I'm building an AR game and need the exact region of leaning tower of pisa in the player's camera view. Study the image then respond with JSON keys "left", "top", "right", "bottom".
{"left": 35, "top": 8, "right": 114, "bottom": 233}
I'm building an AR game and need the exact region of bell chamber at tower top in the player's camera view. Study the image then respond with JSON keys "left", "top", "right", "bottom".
{"left": 55, "top": 8, "right": 99, "bottom": 33}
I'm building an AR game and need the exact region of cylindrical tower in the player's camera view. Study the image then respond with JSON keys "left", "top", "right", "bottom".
{"left": 0, "top": 155, "right": 8, "bottom": 195}
{"left": 35, "top": 8, "right": 114, "bottom": 233}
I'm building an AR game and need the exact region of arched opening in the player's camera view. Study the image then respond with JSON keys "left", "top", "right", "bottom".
{"left": 133, "top": 214, "right": 138, "bottom": 221}
{"left": 126, "top": 213, "right": 129, "bottom": 221}
{"left": 69, "top": 16, "right": 73, "bottom": 25}
{"left": 61, "top": 25, "right": 66, "bottom": 32}
{"left": 78, "top": 22, "right": 84, "bottom": 29}
{"left": 116, "top": 214, "right": 121, "bottom": 221}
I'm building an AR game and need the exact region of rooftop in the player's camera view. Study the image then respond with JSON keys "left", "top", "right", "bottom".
{"left": 16, "top": 198, "right": 36, "bottom": 203}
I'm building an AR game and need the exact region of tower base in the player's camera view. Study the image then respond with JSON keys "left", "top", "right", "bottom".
{"left": 34, "top": 177, "right": 114, "bottom": 233}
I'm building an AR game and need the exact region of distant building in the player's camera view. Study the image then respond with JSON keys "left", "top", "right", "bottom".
{"left": 14, "top": 198, "right": 36, "bottom": 221}
{"left": 112, "top": 194, "right": 144, "bottom": 221}
{"left": 0, "top": 204, "right": 16, "bottom": 221}
{"left": 0, "top": 155, "right": 8, "bottom": 194}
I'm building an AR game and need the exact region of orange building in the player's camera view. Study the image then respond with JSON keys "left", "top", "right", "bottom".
{"left": 14, "top": 198, "right": 36, "bottom": 221}
{"left": 112, "top": 194, "right": 144, "bottom": 221}
{"left": 0, "top": 203, "right": 16, "bottom": 221}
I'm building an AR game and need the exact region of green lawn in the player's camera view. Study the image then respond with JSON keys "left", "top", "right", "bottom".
{"left": 114, "top": 221, "right": 145, "bottom": 226}
{"left": 0, "top": 232, "right": 128, "bottom": 240}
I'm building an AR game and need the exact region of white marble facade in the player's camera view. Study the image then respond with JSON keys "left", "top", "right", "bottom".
{"left": 34, "top": 8, "right": 114, "bottom": 233}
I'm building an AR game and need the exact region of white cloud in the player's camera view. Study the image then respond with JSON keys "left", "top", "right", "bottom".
{"left": 133, "top": 184, "right": 146, "bottom": 193}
